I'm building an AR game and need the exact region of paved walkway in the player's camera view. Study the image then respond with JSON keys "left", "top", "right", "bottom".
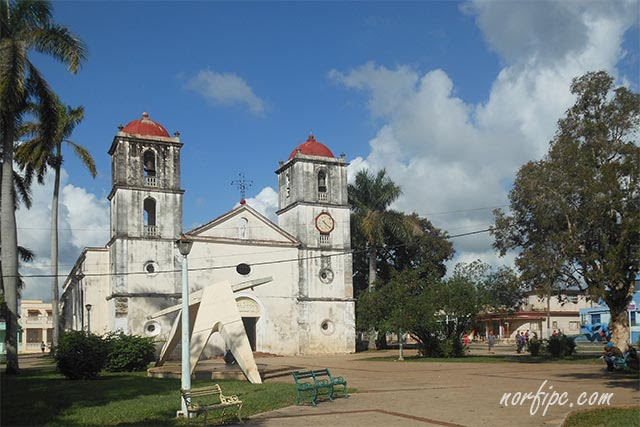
{"left": 248, "top": 349, "right": 639, "bottom": 427}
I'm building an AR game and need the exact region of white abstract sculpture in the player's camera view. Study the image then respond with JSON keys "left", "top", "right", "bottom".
{"left": 151, "top": 277, "right": 271, "bottom": 384}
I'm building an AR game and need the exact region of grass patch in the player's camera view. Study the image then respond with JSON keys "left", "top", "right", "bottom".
{"left": 562, "top": 406, "right": 640, "bottom": 427}
{"left": 1, "top": 365, "right": 297, "bottom": 425}
{"left": 358, "top": 354, "right": 603, "bottom": 364}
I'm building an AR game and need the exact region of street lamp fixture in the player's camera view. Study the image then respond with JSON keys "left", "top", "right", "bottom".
{"left": 85, "top": 304, "right": 92, "bottom": 334}
{"left": 176, "top": 235, "right": 194, "bottom": 256}
{"left": 175, "top": 235, "right": 193, "bottom": 417}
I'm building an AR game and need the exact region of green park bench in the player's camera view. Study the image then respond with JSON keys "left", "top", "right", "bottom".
{"left": 180, "top": 384, "right": 243, "bottom": 425}
{"left": 292, "top": 369, "right": 348, "bottom": 406}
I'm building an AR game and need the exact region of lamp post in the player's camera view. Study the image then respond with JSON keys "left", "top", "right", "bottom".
{"left": 85, "top": 304, "right": 92, "bottom": 334}
{"left": 176, "top": 234, "right": 193, "bottom": 417}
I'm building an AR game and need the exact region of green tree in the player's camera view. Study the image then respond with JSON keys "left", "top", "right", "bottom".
{"left": 358, "top": 264, "right": 485, "bottom": 358}
{"left": 0, "top": 0, "right": 86, "bottom": 374}
{"left": 16, "top": 99, "right": 95, "bottom": 349}
{"left": 349, "top": 169, "right": 416, "bottom": 291}
{"left": 493, "top": 71, "right": 640, "bottom": 349}
{"left": 379, "top": 213, "right": 454, "bottom": 282}
{"left": 480, "top": 265, "right": 525, "bottom": 313}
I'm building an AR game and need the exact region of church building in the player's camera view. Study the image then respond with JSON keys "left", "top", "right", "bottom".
{"left": 61, "top": 113, "right": 355, "bottom": 355}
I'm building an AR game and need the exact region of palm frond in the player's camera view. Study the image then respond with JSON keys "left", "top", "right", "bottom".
{"left": 12, "top": 168, "right": 32, "bottom": 208}
{"left": 17, "top": 245, "right": 34, "bottom": 262}
{"left": 0, "top": 39, "right": 28, "bottom": 115}
{"left": 60, "top": 104, "right": 83, "bottom": 138}
{"left": 25, "top": 59, "right": 58, "bottom": 177}
{"left": 27, "top": 24, "right": 87, "bottom": 73}
{"left": 66, "top": 139, "right": 96, "bottom": 177}
{"left": 10, "top": 0, "right": 52, "bottom": 33}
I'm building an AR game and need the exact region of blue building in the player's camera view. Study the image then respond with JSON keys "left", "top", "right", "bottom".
{"left": 580, "top": 279, "right": 640, "bottom": 344}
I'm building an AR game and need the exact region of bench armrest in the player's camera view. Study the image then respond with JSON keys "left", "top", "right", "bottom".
{"left": 220, "top": 393, "right": 241, "bottom": 405}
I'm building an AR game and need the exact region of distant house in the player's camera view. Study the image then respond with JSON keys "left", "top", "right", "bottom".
{"left": 579, "top": 279, "right": 640, "bottom": 344}
{"left": 478, "top": 290, "right": 595, "bottom": 340}
{"left": 18, "top": 300, "right": 53, "bottom": 353}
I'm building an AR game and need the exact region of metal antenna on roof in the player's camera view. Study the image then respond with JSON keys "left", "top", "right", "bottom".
{"left": 231, "top": 173, "right": 253, "bottom": 201}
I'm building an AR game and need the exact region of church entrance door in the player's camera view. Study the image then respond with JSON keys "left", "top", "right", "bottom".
{"left": 242, "top": 317, "right": 257, "bottom": 351}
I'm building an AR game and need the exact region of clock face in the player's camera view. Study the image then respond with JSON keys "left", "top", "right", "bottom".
{"left": 315, "top": 212, "right": 335, "bottom": 233}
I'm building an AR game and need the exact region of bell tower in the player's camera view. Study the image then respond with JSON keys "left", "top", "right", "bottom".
{"left": 106, "top": 112, "right": 184, "bottom": 334}
{"left": 276, "top": 133, "right": 354, "bottom": 354}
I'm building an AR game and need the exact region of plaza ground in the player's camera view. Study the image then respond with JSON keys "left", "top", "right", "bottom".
{"left": 2, "top": 344, "right": 638, "bottom": 426}
{"left": 248, "top": 345, "right": 638, "bottom": 427}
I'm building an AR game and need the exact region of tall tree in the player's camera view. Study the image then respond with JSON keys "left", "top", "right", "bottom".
{"left": 493, "top": 71, "right": 640, "bottom": 349}
{"left": 0, "top": 0, "right": 86, "bottom": 374}
{"left": 349, "top": 169, "right": 418, "bottom": 290}
{"left": 17, "top": 99, "right": 95, "bottom": 350}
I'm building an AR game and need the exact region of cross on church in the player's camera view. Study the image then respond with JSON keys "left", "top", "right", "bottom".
{"left": 231, "top": 173, "right": 253, "bottom": 200}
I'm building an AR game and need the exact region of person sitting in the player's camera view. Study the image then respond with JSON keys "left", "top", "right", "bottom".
{"left": 603, "top": 341, "right": 624, "bottom": 371}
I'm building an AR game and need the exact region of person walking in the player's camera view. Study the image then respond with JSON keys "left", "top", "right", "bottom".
{"left": 40, "top": 341, "right": 46, "bottom": 353}
{"left": 488, "top": 331, "right": 495, "bottom": 354}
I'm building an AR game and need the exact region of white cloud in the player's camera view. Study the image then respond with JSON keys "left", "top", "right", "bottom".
{"left": 16, "top": 169, "right": 109, "bottom": 301}
{"left": 346, "top": 156, "right": 370, "bottom": 183}
{"left": 186, "top": 70, "right": 266, "bottom": 114}
{"left": 331, "top": 1, "right": 637, "bottom": 272}
{"left": 241, "top": 186, "right": 278, "bottom": 222}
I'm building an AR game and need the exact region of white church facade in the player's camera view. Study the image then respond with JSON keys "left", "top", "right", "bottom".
{"left": 61, "top": 113, "right": 355, "bottom": 355}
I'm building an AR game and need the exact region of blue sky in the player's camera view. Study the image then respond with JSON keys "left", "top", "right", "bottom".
{"left": 19, "top": 1, "right": 640, "bottom": 300}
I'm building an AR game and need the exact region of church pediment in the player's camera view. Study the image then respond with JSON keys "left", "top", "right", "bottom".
{"left": 185, "top": 203, "right": 299, "bottom": 246}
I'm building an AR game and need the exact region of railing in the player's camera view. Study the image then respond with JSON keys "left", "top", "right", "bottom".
{"left": 26, "top": 316, "right": 51, "bottom": 324}
{"left": 318, "top": 192, "right": 328, "bottom": 202}
{"left": 26, "top": 342, "right": 42, "bottom": 350}
{"left": 144, "top": 225, "right": 158, "bottom": 237}
{"left": 144, "top": 176, "right": 157, "bottom": 187}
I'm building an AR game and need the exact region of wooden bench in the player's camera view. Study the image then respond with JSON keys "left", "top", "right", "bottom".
{"left": 292, "top": 369, "right": 348, "bottom": 406}
{"left": 180, "top": 384, "right": 243, "bottom": 425}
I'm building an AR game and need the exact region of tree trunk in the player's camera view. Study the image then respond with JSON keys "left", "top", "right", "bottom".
{"left": 546, "top": 294, "right": 551, "bottom": 339}
{"left": 366, "top": 246, "right": 378, "bottom": 349}
{"left": 1, "top": 128, "right": 20, "bottom": 374}
{"left": 50, "top": 146, "right": 61, "bottom": 350}
{"left": 608, "top": 286, "right": 633, "bottom": 350}
{"left": 368, "top": 246, "right": 376, "bottom": 289}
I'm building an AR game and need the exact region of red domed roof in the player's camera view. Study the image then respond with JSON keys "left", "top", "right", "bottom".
{"left": 288, "top": 134, "right": 334, "bottom": 160}
{"left": 122, "top": 112, "right": 170, "bottom": 137}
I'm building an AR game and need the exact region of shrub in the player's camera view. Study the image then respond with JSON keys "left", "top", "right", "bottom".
{"left": 104, "top": 332, "right": 156, "bottom": 372}
{"left": 546, "top": 334, "right": 564, "bottom": 357}
{"left": 55, "top": 331, "right": 108, "bottom": 379}
{"left": 561, "top": 335, "right": 577, "bottom": 356}
{"left": 545, "top": 334, "right": 576, "bottom": 357}
{"left": 527, "top": 335, "right": 543, "bottom": 356}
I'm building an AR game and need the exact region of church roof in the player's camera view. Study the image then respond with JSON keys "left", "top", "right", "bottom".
{"left": 122, "top": 112, "right": 170, "bottom": 137}
{"left": 288, "top": 134, "right": 334, "bottom": 160}
{"left": 185, "top": 203, "right": 299, "bottom": 247}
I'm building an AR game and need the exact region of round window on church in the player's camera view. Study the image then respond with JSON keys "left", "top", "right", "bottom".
{"left": 320, "top": 319, "right": 335, "bottom": 336}
{"left": 144, "top": 261, "right": 158, "bottom": 277}
{"left": 144, "top": 321, "right": 161, "bottom": 337}
{"left": 236, "top": 263, "right": 251, "bottom": 276}
{"left": 319, "top": 268, "right": 334, "bottom": 284}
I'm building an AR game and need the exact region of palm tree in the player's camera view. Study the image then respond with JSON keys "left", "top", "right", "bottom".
{"left": 349, "top": 169, "right": 420, "bottom": 349}
{"left": 349, "top": 169, "right": 417, "bottom": 290}
{"left": 0, "top": 0, "right": 86, "bottom": 374}
{"left": 17, "top": 99, "right": 96, "bottom": 350}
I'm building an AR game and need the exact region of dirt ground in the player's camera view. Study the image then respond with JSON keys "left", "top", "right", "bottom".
{"left": 248, "top": 347, "right": 639, "bottom": 427}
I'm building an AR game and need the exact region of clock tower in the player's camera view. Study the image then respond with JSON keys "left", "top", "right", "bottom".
{"left": 276, "top": 133, "right": 354, "bottom": 354}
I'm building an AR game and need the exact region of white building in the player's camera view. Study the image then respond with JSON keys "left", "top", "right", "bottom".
{"left": 19, "top": 300, "right": 53, "bottom": 353}
{"left": 478, "top": 291, "right": 596, "bottom": 340}
{"left": 61, "top": 113, "right": 355, "bottom": 355}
